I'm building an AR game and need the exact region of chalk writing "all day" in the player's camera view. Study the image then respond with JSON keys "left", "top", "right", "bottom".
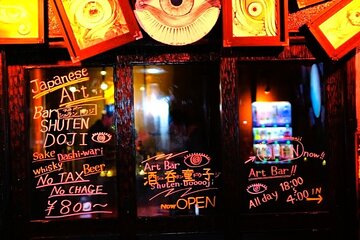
{"left": 249, "top": 191, "right": 278, "bottom": 209}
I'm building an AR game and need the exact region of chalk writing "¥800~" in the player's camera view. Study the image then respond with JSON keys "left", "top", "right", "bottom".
{"left": 45, "top": 199, "right": 111, "bottom": 219}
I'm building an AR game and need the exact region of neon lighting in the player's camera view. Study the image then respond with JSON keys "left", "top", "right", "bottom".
{"left": 310, "top": 64, "right": 321, "bottom": 118}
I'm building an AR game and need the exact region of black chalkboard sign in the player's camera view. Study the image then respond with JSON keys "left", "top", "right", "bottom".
{"left": 132, "top": 64, "right": 222, "bottom": 217}
{"left": 28, "top": 67, "right": 118, "bottom": 220}
{"left": 240, "top": 139, "right": 328, "bottom": 213}
{"left": 136, "top": 151, "right": 221, "bottom": 217}
{"left": 237, "top": 62, "right": 329, "bottom": 214}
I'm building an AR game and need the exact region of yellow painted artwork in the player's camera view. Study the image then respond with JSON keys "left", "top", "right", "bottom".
{"left": 232, "top": 0, "right": 277, "bottom": 37}
{"left": 319, "top": 0, "right": 360, "bottom": 49}
{"left": 0, "top": 0, "right": 39, "bottom": 39}
{"left": 61, "top": 0, "right": 130, "bottom": 50}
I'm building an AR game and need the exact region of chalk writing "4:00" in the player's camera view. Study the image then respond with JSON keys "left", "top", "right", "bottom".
{"left": 279, "top": 177, "right": 310, "bottom": 204}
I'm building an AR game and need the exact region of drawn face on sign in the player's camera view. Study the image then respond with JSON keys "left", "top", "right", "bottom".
{"left": 134, "top": 0, "right": 221, "bottom": 45}
{"left": 232, "top": 0, "right": 277, "bottom": 37}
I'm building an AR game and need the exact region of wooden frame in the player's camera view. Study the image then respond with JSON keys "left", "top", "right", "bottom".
{"left": 356, "top": 132, "right": 360, "bottom": 180}
{"left": 116, "top": 52, "right": 223, "bottom": 233}
{"left": 50, "top": 0, "right": 143, "bottom": 63}
{"left": 296, "top": 0, "right": 329, "bottom": 9}
{"left": 222, "top": 0, "right": 289, "bottom": 47}
{"left": 307, "top": 0, "right": 360, "bottom": 60}
{"left": 0, "top": 0, "right": 44, "bottom": 44}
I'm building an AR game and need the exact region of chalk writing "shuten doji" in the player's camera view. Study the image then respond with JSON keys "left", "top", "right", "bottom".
{"left": 39, "top": 118, "right": 90, "bottom": 132}
{"left": 31, "top": 68, "right": 89, "bottom": 99}
{"left": 44, "top": 132, "right": 88, "bottom": 147}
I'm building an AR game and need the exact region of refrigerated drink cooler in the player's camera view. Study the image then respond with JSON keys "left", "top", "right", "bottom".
{"left": 252, "top": 101, "right": 293, "bottom": 163}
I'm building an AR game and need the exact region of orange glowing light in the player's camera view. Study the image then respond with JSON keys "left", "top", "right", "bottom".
{"left": 0, "top": 0, "right": 44, "bottom": 44}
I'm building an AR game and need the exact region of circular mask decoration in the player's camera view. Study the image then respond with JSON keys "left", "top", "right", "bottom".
{"left": 134, "top": 0, "right": 221, "bottom": 46}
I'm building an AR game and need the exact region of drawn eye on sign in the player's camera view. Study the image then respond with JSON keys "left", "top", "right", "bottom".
{"left": 247, "top": 183, "right": 268, "bottom": 194}
{"left": 91, "top": 132, "right": 112, "bottom": 144}
{"left": 51, "top": 0, "right": 142, "bottom": 62}
{"left": 134, "top": 0, "right": 221, "bottom": 46}
{"left": 183, "top": 153, "right": 211, "bottom": 168}
{"left": 222, "top": 0, "right": 289, "bottom": 46}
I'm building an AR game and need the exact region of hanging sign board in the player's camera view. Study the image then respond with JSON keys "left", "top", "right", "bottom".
{"left": 50, "top": 0, "right": 143, "bottom": 63}
{"left": 307, "top": 0, "right": 360, "bottom": 60}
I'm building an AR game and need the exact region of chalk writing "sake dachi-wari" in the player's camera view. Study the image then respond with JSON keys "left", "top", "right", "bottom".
{"left": 32, "top": 148, "right": 103, "bottom": 163}
{"left": 56, "top": 148, "right": 104, "bottom": 162}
